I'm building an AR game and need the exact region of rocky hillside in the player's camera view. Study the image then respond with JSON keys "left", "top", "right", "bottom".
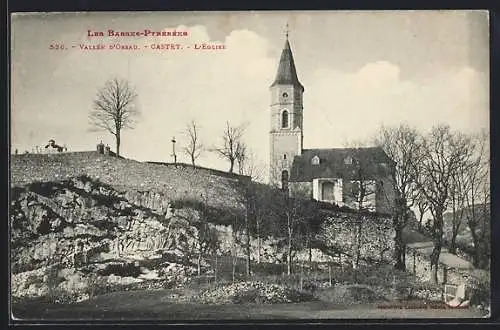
{"left": 10, "top": 152, "right": 397, "bottom": 304}
{"left": 11, "top": 152, "right": 246, "bottom": 211}
{"left": 10, "top": 152, "right": 249, "bottom": 301}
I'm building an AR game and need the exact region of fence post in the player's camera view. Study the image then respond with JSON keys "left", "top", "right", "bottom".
{"left": 214, "top": 254, "right": 218, "bottom": 285}
{"left": 329, "top": 263, "right": 332, "bottom": 287}
{"left": 300, "top": 262, "right": 304, "bottom": 291}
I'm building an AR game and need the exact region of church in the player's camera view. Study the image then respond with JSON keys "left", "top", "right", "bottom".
{"left": 269, "top": 34, "right": 396, "bottom": 214}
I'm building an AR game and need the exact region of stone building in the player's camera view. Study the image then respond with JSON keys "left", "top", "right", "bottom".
{"left": 269, "top": 34, "right": 396, "bottom": 214}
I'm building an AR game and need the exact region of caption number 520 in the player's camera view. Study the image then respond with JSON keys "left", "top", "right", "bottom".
{"left": 49, "top": 44, "right": 67, "bottom": 50}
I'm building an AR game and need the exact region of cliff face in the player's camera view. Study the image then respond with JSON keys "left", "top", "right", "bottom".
{"left": 10, "top": 175, "right": 212, "bottom": 298}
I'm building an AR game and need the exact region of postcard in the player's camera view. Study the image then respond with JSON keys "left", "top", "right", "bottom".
{"left": 10, "top": 10, "right": 490, "bottom": 321}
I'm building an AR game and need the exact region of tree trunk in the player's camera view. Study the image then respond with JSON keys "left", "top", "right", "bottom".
{"left": 229, "top": 158, "right": 234, "bottom": 173}
{"left": 449, "top": 197, "right": 458, "bottom": 254}
{"left": 394, "top": 215, "right": 405, "bottom": 270}
{"left": 256, "top": 220, "right": 261, "bottom": 264}
{"left": 214, "top": 254, "right": 218, "bottom": 284}
{"left": 232, "top": 229, "right": 237, "bottom": 282}
{"left": 287, "top": 237, "right": 292, "bottom": 276}
{"left": 430, "top": 260, "right": 439, "bottom": 284}
{"left": 328, "top": 263, "right": 332, "bottom": 287}
{"left": 480, "top": 201, "right": 488, "bottom": 269}
{"left": 449, "top": 229, "right": 458, "bottom": 254}
{"left": 308, "top": 234, "right": 312, "bottom": 273}
{"left": 287, "top": 214, "right": 292, "bottom": 276}
{"left": 245, "top": 199, "right": 251, "bottom": 277}
{"left": 469, "top": 220, "right": 480, "bottom": 267}
{"left": 232, "top": 256, "right": 236, "bottom": 282}
{"left": 355, "top": 217, "right": 362, "bottom": 269}
{"left": 418, "top": 210, "right": 424, "bottom": 230}
{"left": 197, "top": 251, "right": 202, "bottom": 276}
{"left": 467, "top": 191, "right": 480, "bottom": 267}
{"left": 300, "top": 262, "right": 304, "bottom": 291}
{"left": 430, "top": 213, "right": 444, "bottom": 284}
{"left": 402, "top": 244, "right": 406, "bottom": 265}
{"left": 115, "top": 132, "right": 121, "bottom": 157}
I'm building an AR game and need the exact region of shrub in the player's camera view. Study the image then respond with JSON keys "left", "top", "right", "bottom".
{"left": 85, "top": 274, "right": 113, "bottom": 298}
{"left": 469, "top": 280, "right": 490, "bottom": 307}
{"left": 97, "top": 262, "right": 142, "bottom": 277}
{"left": 45, "top": 265, "right": 64, "bottom": 298}
{"left": 231, "top": 289, "right": 260, "bottom": 304}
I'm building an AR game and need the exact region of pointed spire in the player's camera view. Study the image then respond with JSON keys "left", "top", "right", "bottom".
{"left": 270, "top": 23, "right": 304, "bottom": 91}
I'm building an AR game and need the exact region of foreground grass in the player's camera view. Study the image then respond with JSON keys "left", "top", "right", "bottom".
{"left": 12, "top": 289, "right": 483, "bottom": 320}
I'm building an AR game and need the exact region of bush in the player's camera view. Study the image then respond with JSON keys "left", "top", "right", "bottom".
{"left": 85, "top": 275, "right": 114, "bottom": 298}
{"left": 196, "top": 281, "right": 317, "bottom": 305}
{"left": 45, "top": 265, "right": 64, "bottom": 297}
{"left": 469, "top": 280, "right": 490, "bottom": 307}
{"left": 97, "top": 262, "right": 142, "bottom": 278}
{"left": 231, "top": 289, "right": 260, "bottom": 304}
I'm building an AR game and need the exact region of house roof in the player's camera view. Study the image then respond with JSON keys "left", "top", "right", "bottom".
{"left": 289, "top": 147, "right": 395, "bottom": 182}
{"left": 270, "top": 39, "right": 304, "bottom": 92}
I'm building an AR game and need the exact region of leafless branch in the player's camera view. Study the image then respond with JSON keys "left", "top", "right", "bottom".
{"left": 88, "top": 77, "right": 140, "bottom": 156}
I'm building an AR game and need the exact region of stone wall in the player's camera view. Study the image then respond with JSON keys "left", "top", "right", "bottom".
{"left": 404, "top": 246, "right": 482, "bottom": 286}
{"left": 405, "top": 248, "right": 444, "bottom": 283}
{"left": 319, "top": 211, "right": 394, "bottom": 265}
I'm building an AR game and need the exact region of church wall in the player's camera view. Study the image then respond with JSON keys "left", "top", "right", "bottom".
{"left": 342, "top": 180, "right": 377, "bottom": 211}
{"left": 289, "top": 181, "right": 312, "bottom": 199}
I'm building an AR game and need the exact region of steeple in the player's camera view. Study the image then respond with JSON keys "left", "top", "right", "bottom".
{"left": 269, "top": 23, "right": 305, "bottom": 186}
{"left": 270, "top": 25, "right": 304, "bottom": 92}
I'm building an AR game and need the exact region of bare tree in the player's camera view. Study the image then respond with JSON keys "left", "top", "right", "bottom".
{"left": 341, "top": 144, "right": 379, "bottom": 269}
{"left": 277, "top": 186, "right": 316, "bottom": 275}
{"left": 213, "top": 122, "right": 247, "bottom": 173}
{"left": 248, "top": 181, "right": 277, "bottom": 264}
{"left": 182, "top": 120, "right": 204, "bottom": 166}
{"left": 242, "top": 151, "right": 266, "bottom": 183}
{"left": 448, "top": 156, "right": 470, "bottom": 254}
{"left": 235, "top": 141, "right": 247, "bottom": 175}
{"left": 375, "top": 124, "right": 422, "bottom": 270}
{"left": 413, "top": 125, "right": 471, "bottom": 284}
{"left": 463, "top": 130, "right": 490, "bottom": 268}
{"left": 89, "top": 78, "right": 139, "bottom": 156}
{"left": 231, "top": 177, "right": 252, "bottom": 278}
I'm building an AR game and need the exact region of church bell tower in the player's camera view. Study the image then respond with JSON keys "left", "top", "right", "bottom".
{"left": 269, "top": 27, "right": 304, "bottom": 187}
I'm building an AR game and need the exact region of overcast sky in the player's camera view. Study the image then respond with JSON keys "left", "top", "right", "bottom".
{"left": 11, "top": 11, "right": 489, "bottom": 178}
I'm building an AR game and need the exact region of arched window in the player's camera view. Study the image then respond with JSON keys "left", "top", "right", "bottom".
{"left": 281, "top": 110, "right": 289, "bottom": 128}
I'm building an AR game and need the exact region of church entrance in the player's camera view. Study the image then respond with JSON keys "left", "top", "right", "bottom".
{"left": 321, "top": 181, "right": 335, "bottom": 202}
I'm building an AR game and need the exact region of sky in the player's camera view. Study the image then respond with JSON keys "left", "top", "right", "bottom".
{"left": 11, "top": 11, "right": 489, "bottom": 180}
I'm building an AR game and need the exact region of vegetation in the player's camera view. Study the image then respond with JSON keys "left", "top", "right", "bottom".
{"left": 89, "top": 77, "right": 140, "bottom": 156}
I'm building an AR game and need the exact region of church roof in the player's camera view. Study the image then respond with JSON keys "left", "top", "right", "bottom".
{"left": 289, "top": 147, "right": 395, "bottom": 182}
{"left": 270, "top": 39, "right": 304, "bottom": 91}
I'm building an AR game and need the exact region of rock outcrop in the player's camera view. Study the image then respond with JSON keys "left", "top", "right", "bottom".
{"left": 10, "top": 175, "right": 222, "bottom": 300}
